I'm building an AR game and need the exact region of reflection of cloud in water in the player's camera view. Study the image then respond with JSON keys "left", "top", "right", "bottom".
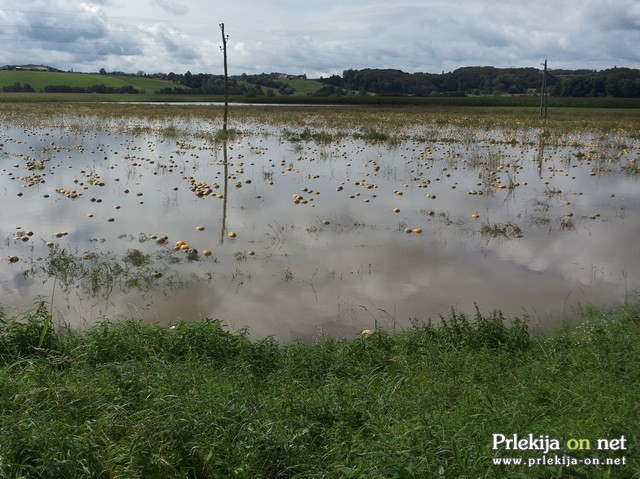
{"left": 44, "top": 230, "right": 631, "bottom": 341}
{"left": 495, "top": 220, "right": 639, "bottom": 288}
{"left": 1, "top": 119, "right": 639, "bottom": 341}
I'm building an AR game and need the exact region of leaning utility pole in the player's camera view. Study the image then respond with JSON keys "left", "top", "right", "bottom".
{"left": 539, "top": 59, "right": 548, "bottom": 120}
{"left": 220, "top": 23, "right": 229, "bottom": 132}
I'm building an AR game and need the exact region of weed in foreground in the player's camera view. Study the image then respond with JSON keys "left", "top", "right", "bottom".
{"left": 436, "top": 304, "right": 531, "bottom": 352}
{"left": 0, "top": 302, "right": 638, "bottom": 478}
{"left": 0, "top": 300, "right": 60, "bottom": 362}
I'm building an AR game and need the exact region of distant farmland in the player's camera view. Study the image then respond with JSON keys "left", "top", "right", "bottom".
{"left": 3, "top": 70, "right": 640, "bottom": 108}
{"left": 0, "top": 71, "right": 188, "bottom": 93}
{"left": 0, "top": 71, "right": 326, "bottom": 96}
{"left": 282, "top": 78, "right": 324, "bottom": 94}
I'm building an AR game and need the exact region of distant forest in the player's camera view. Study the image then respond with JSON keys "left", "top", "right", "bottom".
{"left": 316, "top": 67, "right": 640, "bottom": 97}
{"left": 150, "top": 66, "right": 640, "bottom": 98}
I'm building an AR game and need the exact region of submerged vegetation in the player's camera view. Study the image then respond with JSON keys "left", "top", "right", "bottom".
{"left": 2, "top": 101, "right": 640, "bottom": 135}
{"left": 480, "top": 221, "right": 523, "bottom": 240}
{"left": 0, "top": 300, "right": 638, "bottom": 478}
{"left": 22, "top": 246, "right": 181, "bottom": 299}
{"left": 0, "top": 102, "right": 638, "bottom": 333}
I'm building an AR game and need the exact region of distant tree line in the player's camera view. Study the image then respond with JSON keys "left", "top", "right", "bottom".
{"left": 153, "top": 71, "right": 297, "bottom": 96}
{"left": 5, "top": 65, "right": 639, "bottom": 98}
{"left": 152, "top": 67, "right": 640, "bottom": 97}
{"left": 155, "top": 71, "right": 248, "bottom": 95}
{"left": 2, "top": 82, "right": 35, "bottom": 92}
{"left": 42, "top": 84, "right": 140, "bottom": 94}
{"left": 237, "top": 74, "right": 295, "bottom": 95}
{"left": 319, "top": 67, "right": 548, "bottom": 96}
{"left": 551, "top": 68, "right": 640, "bottom": 97}
{"left": 318, "top": 67, "right": 640, "bottom": 98}
{"left": 3, "top": 82, "right": 140, "bottom": 93}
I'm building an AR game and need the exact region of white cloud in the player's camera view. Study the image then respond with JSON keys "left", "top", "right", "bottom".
{"left": 151, "top": 0, "right": 188, "bottom": 16}
{"left": 0, "top": 0, "right": 638, "bottom": 75}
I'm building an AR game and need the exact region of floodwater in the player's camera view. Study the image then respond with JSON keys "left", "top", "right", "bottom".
{"left": 1, "top": 110, "right": 639, "bottom": 340}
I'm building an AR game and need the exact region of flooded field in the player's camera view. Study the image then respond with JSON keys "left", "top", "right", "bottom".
{"left": 1, "top": 104, "right": 639, "bottom": 340}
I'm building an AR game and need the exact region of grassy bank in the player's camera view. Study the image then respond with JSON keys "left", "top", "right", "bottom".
{"left": 0, "top": 301, "right": 638, "bottom": 478}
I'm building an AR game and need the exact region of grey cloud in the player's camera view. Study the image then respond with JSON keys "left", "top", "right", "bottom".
{"left": 25, "top": 15, "right": 107, "bottom": 43}
{"left": 466, "top": 24, "right": 510, "bottom": 48}
{"left": 149, "top": 25, "right": 201, "bottom": 62}
{"left": 0, "top": 6, "right": 145, "bottom": 70}
{"left": 0, "top": 0, "right": 637, "bottom": 75}
{"left": 15, "top": 1, "right": 109, "bottom": 42}
{"left": 151, "top": 0, "right": 189, "bottom": 16}
{"left": 582, "top": 1, "right": 640, "bottom": 31}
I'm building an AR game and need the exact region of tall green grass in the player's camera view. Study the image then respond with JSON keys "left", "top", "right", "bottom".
{"left": 1, "top": 301, "right": 638, "bottom": 478}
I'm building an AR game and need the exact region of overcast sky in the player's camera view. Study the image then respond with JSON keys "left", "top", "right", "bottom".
{"left": 0, "top": 0, "right": 639, "bottom": 77}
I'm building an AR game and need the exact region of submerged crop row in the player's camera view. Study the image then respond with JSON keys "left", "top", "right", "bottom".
{"left": 2, "top": 102, "right": 640, "bottom": 135}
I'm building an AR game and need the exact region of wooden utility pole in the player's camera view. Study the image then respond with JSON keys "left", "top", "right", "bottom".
{"left": 539, "top": 59, "right": 548, "bottom": 120}
{"left": 220, "top": 23, "right": 229, "bottom": 132}
{"left": 219, "top": 23, "right": 230, "bottom": 243}
{"left": 220, "top": 140, "right": 229, "bottom": 244}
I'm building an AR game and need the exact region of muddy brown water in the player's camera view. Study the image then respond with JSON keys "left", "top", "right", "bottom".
{"left": 1, "top": 113, "right": 638, "bottom": 340}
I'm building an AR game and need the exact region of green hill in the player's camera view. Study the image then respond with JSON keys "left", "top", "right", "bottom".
{"left": 0, "top": 71, "right": 323, "bottom": 96}
{"left": 282, "top": 78, "right": 324, "bottom": 95}
{"left": 0, "top": 71, "right": 187, "bottom": 93}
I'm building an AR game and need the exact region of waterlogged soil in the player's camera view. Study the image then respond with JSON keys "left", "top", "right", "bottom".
{"left": 1, "top": 106, "right": 639, "bottom": 340}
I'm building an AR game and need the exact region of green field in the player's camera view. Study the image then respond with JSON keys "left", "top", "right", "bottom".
{"left": 283, "top": 78, "right": 324, "bottom": 94}
{"left": 0, "top": 71, "right": 186, "bottom": 93}
{"left": 0, "top": 71, "right": 323, "bottom": 96}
